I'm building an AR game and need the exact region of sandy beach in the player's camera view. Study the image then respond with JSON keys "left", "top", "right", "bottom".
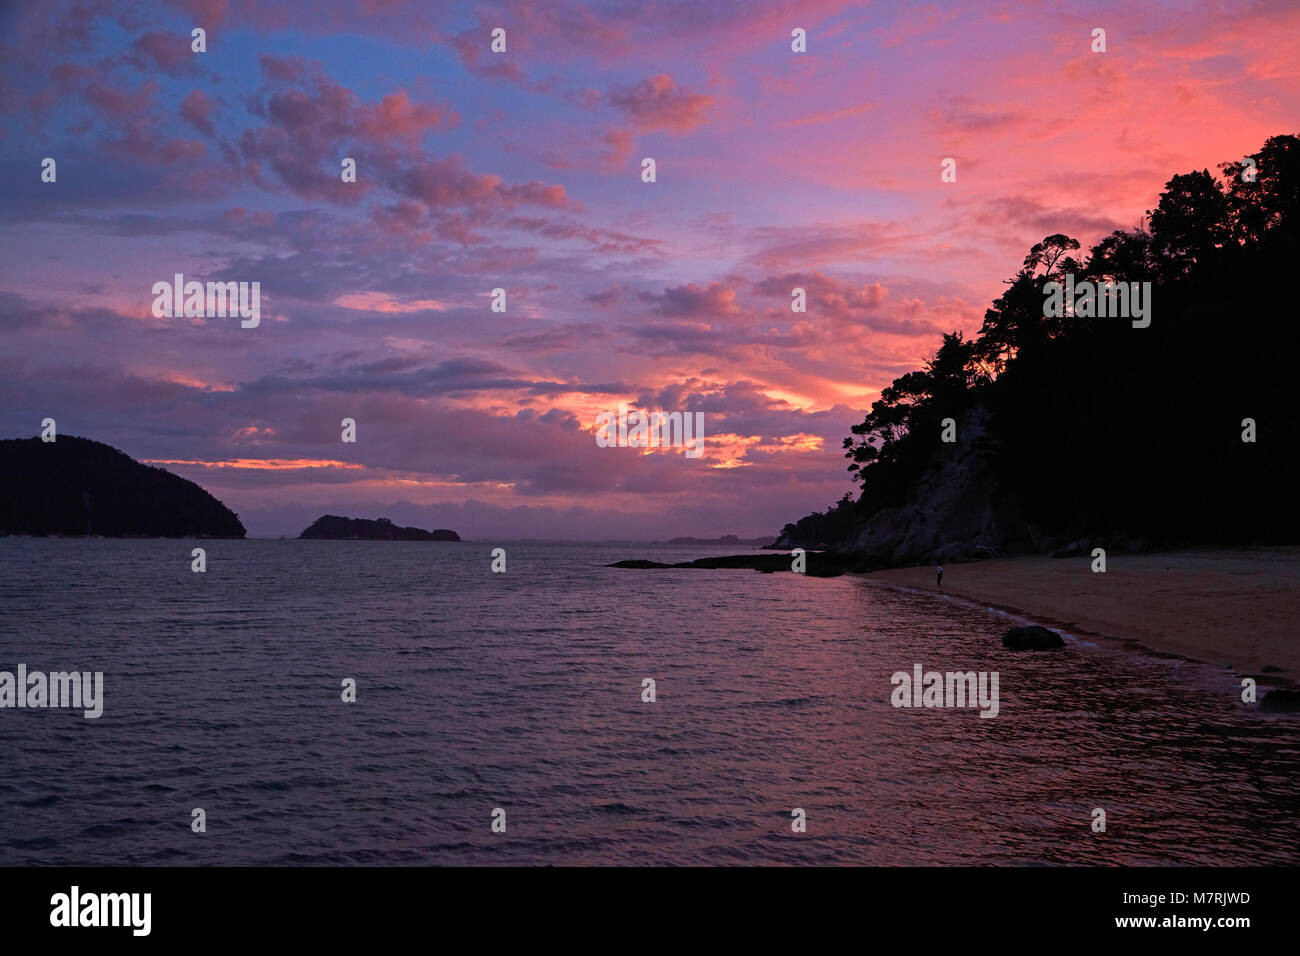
{"left": 862, "top": 548, "right": 1300, "bottom": 680}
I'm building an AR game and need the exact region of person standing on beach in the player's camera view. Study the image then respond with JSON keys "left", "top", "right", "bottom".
{"left": 936, "top": 565, "right": 943, "bottom": 588}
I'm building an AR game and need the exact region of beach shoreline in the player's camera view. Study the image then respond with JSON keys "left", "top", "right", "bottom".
{"left": 856, "top": 547, "right": 1300, "bottom": 685}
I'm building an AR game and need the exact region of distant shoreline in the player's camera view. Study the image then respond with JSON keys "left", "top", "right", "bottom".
{"left": 857, "top": 548, "right": 1300, "bottom": 685}
{"left": 0, "top": 536, "right": 789, "bottom": 544}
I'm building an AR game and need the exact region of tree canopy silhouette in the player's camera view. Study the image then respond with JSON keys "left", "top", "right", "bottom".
{"left": 783, "top": 133, "right": 1300, "bottom": 553}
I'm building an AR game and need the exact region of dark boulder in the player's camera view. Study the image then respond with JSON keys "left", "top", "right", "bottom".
{"left": 1260, "top": 689, "right": 1300, "bottom": 714}
{"left": 1002, "top": 625, "right": 1065, "bottom": 650}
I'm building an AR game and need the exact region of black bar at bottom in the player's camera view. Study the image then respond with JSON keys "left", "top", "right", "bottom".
{"left": 0, "top": 866, "right": 1283, "bottom": 943}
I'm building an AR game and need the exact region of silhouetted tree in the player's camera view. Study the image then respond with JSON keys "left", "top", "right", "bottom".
{"left": 1147, "top": 170, "right": 1229, "bottom": 279}
{"left": 781, "top": 133, "right": 1300, "bottom": 552}
{"left": 1221, "top": 134, "right": 1300, "bottom": 246}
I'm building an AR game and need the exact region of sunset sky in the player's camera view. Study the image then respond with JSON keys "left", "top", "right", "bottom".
{"left": 2, "top": 0, "right": 1297, "bottom": 539}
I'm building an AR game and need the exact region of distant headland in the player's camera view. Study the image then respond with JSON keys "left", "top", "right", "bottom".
{"left": 298, "top": 515, "right": 461, "bottom": 541}
{"left": 655, "top": 535, "right": 776, "bottom": 546}
{"left": 0, "top": 435, "right": 246, "bottom": 538}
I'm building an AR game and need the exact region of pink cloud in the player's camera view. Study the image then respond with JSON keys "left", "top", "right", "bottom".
{"left": 179, "top": 89, "right": 215, "bottom": 135}
{"left": 359, "top": 90, "right": 455, "bottom": 146}
{"left": 393, "top": 157, "right": 572, "bottom": 212}
{"left": 166, "top": 0, "right": 230, "bottom": 31}
{"left": 130, "top": 32, "right": 191, "bottom": 73}
{"left": 755, "top": 271, "right": 888, "bottom": 315}
{"left": 640, "top": 282, "right": 739, "bottom": 318}
{"left": 80, "top": 78, "right": 159, "bottom": 121}
{"left": 609, "top": 74, "right": 714, "bottom": 133}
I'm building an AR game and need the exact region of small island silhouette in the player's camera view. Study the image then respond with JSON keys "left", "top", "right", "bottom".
{"left": 298, "top": 515, "right": 461, "bottom": 541}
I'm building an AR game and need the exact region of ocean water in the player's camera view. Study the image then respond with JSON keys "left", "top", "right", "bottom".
{"left": 1, "top": 538, "right": 1296, "bottom": 866}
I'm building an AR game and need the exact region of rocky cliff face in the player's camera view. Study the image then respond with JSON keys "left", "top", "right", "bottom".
{"left": 847, "top": 406, "right": 1027, "bottom": 565}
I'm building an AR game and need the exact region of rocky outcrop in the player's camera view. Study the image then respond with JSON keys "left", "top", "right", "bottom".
{"left": 1001, "top": 625, "right": 1066, "bottom": 649}
{"left": 847, "top": 407, "right": 1026, "bottom": 565}
{"left": 0, "top": 435, "right": 245, "bottom": 537}
{"left": 781, "top": 402, "right": 1164, "bottom": 566}
{"left": 299, "top": 515, "right": 460, "bottom": 541}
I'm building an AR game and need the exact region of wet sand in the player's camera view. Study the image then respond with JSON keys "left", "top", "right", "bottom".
{"left": 861, "top": 548, "right": 1300, "bottom": 680}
